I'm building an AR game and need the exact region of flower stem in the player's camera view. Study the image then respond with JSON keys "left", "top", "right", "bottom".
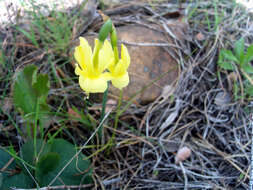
{"left": 99, "top": 82, "right": 109, "bottom": 140}
{"left": 112, "top": 89, "right": 123, "bottom": 141}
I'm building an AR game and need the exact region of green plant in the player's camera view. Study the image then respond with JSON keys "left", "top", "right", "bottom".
{"left": 218, "top": 38, "right": 253, "bottom": 100}
{"left": 13, "top": 65, "right": 50, "bottom": 137}
{"left": 0, "top": 138, "right": 92, "bottom": 189}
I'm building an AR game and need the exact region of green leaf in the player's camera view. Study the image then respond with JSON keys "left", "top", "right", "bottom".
{"left": 233, "top": 81, "right": 239, "bottom": 100}
{"left": 234, "top": 38, "right": 245, "bottom": 63}
{"left": 36, "top": 152, "right": 60, "bottom": 174}
{"left": 218, "top": 50, "right": 237, "bottom": 70}
{"left": 13, "top": 65, "right": 38, "bottom": 115}
{"left": 245, "top": 44, "right": 253, "bottom": 63}
{"left": 32, "top": 74, "right": 50, "bottom": 100}
{"left": 245, "top": 86, "right": 253, "bottom": 96}
{"left": 0, "top": 149, "right": 15, "bottom": 170}
{"left": 19, "top": 139, "right": 50, "bottom": 170}
{"left": 13, "top": 65, "right": 50, "bottom": 127}
{"left": 241, "top": 63, "right": 253, "bottom": 74}
{"left": 36, "top": 139, "right": 92, "bottom": 186}
{"left": 1, "top": 171, "right": 34, "bottom": 190}
{"left": 218, "top": 61, "right": 236, "bottom": 70}
{"left": 221, "top": 49, "right": 238, "bottom": 62}
{"left": 0, "top": 173, "right": 2, "bottom": 188}
{"left": 0, "top": 149, "right": 34, "bottom": 189}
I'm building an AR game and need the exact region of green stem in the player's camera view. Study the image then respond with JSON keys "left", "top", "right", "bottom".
{"left": 111, "top": 89, "right": 123, "bottom": 143}
{"left": 99, "top": 82, "right": 109, "bottom": 140}
{"left": 33, "top": 99, "right": 40, "bottom": 159}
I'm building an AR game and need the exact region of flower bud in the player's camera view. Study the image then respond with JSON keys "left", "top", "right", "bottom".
{"left": 110, "top": 27, "right": 117, "bottom": 48}
{"left": 98, "top": 19, "right": 112, "bottom": 42}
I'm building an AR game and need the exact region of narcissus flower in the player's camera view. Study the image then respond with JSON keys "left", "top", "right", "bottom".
{"left": 109, "top": 44, "right": 130, "bottom": 89}
{"left": 74, "top": 37, "right": 114, "bottom": 94}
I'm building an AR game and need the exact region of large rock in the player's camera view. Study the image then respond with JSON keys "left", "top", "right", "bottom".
{"left": 111, "top": 25, "right": 179, "bottom": 104}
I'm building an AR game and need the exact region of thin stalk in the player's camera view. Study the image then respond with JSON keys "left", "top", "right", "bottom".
{"left": 112, "top": 89, "right": 123, "bottom": 141}
{"left": 33, "top": 99, "right": 40, "bottom": 160}
{"left": 99, "top": 82, "right": 109, "bottom": 139}
{"left": 105, "top": 89, "right": 123, "bottom": 153}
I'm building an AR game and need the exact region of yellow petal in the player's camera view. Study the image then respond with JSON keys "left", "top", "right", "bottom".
{"left": 108, "top": 60, "right": 116, "bottom": 73}
{"left": 111, "top": 72, "right": 129, "bottom": 89}
{"left": 75, "top": 64, "right": 87, "bottom": 76}
{"left": 77, "top": 37, "right": 93, "bottom": 73}
{"left": 101, "top": 72, "right": 113, "bottom": 81}
{"left": 113, "top": 59, "right": 127, "bottom": 76}
{"left": 92, "top": 39, "right": 103, "bottom": 71}
{"left": 78, "top": 75, "right": 108, "bottom": 93}
{"left": 75, "top": 64, "right": 82, "bottom": 76}
{"left": 98, "top": 40, "right": 114, "bottom": 73}
{"left": 111, "top": 45, "right": 130, "bottom": 76}
{"left": 121, "top": 44, "right": 130, "bottom": 68}
{"left": 74, "top": 46, "right": 82, "bottom": 67}
{"left": 93, "top": 39, "right": 100, "bottom": 54}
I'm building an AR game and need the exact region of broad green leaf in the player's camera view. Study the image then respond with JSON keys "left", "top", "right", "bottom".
{"left": 234, "top": 38, "right": 245, "bottom": 63}
{"left": 19, "top": 139, "right": 50, "bottom": 172}
{"left": 0, "top": 149, "right": 34, "bottom": 189}
{"left": 0, "top": 173, "right": 2, "bottom": 188}
{"left": 1, "top": 171, "right": 34, "bottom": 190}
{"left": 218, "top": 61, "right": 236, "bottom": 70}
{"left": 13, "top": 65, "right": 50, "bottom": 127}
{"left": 32, "top": 74, "right": 50, "bottom": 100}
{"left": 13, "top": 65, "right": 37, "bottom": 115}
{"left": 36, "top": 152, "right": 60, "bottom": 174}
{"left": 36, "top": 139, "right": 92, "bottom": 186}
{"left": 241, "top": 63, "right": 253, "bottom": 74}
{"left": 0, "top": 149, "right": 15, "bottom": 170}
{"left": 245, "top": 44, "right": 253, "bottom": 63}
{"left": 220, "top": 49, "right": 238, "bottom": 62}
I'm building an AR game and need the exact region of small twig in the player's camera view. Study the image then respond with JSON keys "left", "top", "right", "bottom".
{"left": 199, "top": 137, "right": 250, "bottom": 179}
{"left": 179, "top": 162, "right": 188, "bottom": 190}
{"left": 118, "top": 40, "right": 181, "bottom": 48}
{"left": 11, "top": 184, "right": 93, "bottom": 190}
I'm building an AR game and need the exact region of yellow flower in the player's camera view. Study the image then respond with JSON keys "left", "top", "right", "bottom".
{"left": 74, "top": 37, "right": 114, "bottom": 94}
{"left": 109, "top": 44, "right": 130, "bottom": 89}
